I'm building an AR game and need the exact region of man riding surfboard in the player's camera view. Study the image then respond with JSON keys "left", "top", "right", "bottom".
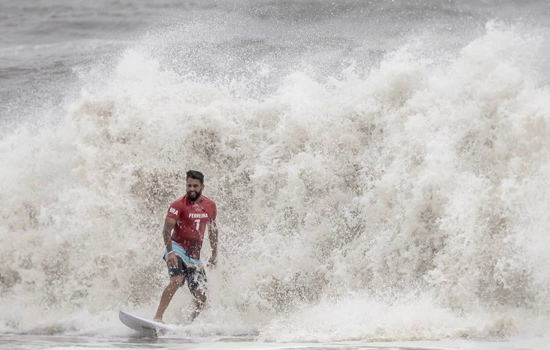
{"left": 153, "top": 170, "right": 219, "bottom": 322}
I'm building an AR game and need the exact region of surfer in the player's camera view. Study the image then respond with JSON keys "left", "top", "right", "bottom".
{"left": 153, "top": 170, "right": 219, "bottom": 323}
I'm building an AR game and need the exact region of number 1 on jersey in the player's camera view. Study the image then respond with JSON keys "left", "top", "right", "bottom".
{"left": 194, "top": 219, "right": 200, "bottom": 231}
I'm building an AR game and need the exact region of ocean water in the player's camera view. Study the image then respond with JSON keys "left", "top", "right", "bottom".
{"left": 1, "top": 1, "right": 550, "bottom": 349}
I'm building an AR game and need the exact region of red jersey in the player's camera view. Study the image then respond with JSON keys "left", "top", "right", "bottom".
{"left": 167, "top": 195, "right": 217, "bottom": 260}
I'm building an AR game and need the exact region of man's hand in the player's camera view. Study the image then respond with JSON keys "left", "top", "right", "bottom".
{"left": 167, "top": 252, "right": 178, "bottom": 268}
{"left": 207, "top": 255, "right": 217, "bottom": 268}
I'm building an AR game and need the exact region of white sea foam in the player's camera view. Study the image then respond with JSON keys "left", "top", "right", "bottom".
{"left": 1, "top": 23, "right": 550, "bottom": 342}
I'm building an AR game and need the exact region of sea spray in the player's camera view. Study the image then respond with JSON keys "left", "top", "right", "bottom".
{"left": 1, "top": 24, "right": 549, "bottom": 340}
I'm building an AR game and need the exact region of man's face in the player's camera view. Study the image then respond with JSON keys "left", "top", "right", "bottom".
{"left": 186, "top": 178, "right": 204, "bottom": 201}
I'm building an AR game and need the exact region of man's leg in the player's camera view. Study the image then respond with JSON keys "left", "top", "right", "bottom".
{"left": 154, "top": 275, "right": 183, "bottom": 322}
{"left": 189, "top": 286, "right": 207, "bottom": 321}
{"left": 187, "top": 268, "right": 208, "bottom": 321}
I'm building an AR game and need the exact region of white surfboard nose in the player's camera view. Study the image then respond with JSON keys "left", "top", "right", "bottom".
{"left": 119, "top": 310, "right": 171, "bottom": 336}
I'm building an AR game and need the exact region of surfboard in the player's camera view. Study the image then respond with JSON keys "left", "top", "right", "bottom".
{"left": 119, "top": 310, "right": 172, "bottom": 336}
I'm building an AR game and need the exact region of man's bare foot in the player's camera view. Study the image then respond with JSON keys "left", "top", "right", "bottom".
{"left": 153, "top": 317, "right": 164, "bottom": 324}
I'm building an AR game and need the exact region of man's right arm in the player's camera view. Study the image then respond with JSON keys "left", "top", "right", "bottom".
{"left": 163, "top": 217, "right": 177, "bottom": 267}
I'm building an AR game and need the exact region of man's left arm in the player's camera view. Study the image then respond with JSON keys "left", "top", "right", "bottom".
{"left": 207, "top": 219, "right": 218, "bottom": 268}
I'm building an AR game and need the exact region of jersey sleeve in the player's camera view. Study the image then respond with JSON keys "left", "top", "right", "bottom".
{"left": 167, "top": 201, "right": 181, "bottom": 220}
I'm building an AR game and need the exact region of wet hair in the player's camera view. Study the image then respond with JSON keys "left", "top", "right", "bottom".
{"left": 186, "top": 170, "right": 204, "bottom": 184}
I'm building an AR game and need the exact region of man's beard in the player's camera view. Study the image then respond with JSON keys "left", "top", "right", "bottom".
{"left": 187, "top": 190, "right": 202, "bottom": 201}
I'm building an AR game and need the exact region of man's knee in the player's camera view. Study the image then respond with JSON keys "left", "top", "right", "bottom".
{"left": 194, "top": 287, "right": 207, "bottom": 304}
{"left": 170, "top": 275, "right": 184, "bottom": 287}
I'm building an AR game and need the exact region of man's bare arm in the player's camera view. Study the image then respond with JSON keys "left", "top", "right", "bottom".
{"left": 163, "top": 217, "right": 177, "bottom": 267}
{"left": 208, "top": 220, "right": 219, "bottom": 267}
{"left": 163, "top": 217, "right": 177, "bottom": 252}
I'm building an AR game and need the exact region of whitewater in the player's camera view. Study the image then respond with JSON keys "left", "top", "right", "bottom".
{"left": 1, "top": 1, "right": 550, "bottom": 349}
